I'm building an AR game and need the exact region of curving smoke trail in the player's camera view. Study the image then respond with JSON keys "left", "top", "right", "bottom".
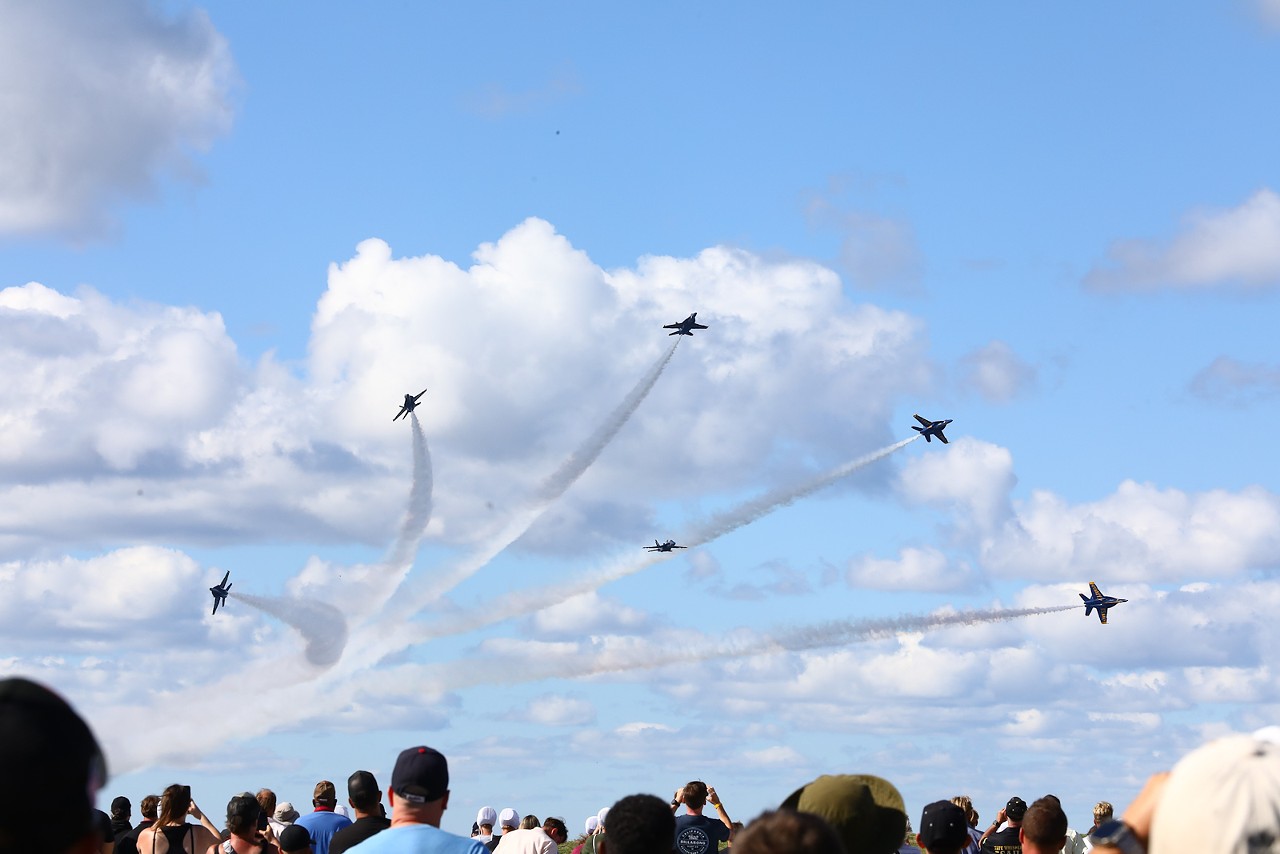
{"left": 369, "top": 339, "right": 682, "bottom": 635}
{"left": 347, "top": 413, "right": 435, "bottom": 627}
{"left": 234, "top": 593, "right": 349, "bottom": 667}
{"left": 384, "top": 435, "right": 923, "bottom": 651}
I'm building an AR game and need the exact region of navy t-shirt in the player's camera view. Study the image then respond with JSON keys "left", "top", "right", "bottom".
{"left": 674, "top": 814, "right": 730, "bottom": 854}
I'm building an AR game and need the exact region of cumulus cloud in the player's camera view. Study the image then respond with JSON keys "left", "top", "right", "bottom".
{"left": 897, "top": 438, "right": 1017, "bottom": 531}
{"left": 505, "top": 693, "right": 597, "bottom": 727}
{"left": 846, "top": 546, "right": 978, "bottom": 592}
{"left": 1085, "top": 189, "right": 1280, "bottom": 291}
{"left": 0, "top": 220, "right": 929, "bottom": 558}
{"left": 984, "top": 482, "right": 1280, "bottom": 581}
{"left": 1188, "top": 356, "right": 1280, "bottom": 406}
{"left": 0, "top": 0, "right": 236, "bottom": 238}
{"left": 958, "top": 340, "right": 1037, "bottom": 403}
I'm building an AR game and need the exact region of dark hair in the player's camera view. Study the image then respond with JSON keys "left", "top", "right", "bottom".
{"left": 157, "top": 784, "right": 193, "bottom": 827}
{"left": 544, "top": 817, "right": 568, "bottom": 840}
{"left": 227, "top": 793, "right": 261, "bottom": 836}
{"left": 257, "top": 789, "right": 277, "bottom": 817}
{"left": 682, "top": 781, "right": 709, "bottom": 810}
{"left": 734, "top": 810, "right": 842, "bottom": 854}
{"left": 1021, "top": 798, "right": 1068, "bottom": 848}
{"left": 603, "top": 794, "right": 675, "bottom": 854}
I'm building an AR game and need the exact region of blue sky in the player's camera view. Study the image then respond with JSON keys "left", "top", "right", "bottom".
{"left": 3, "top": 0, "right": 1280, "bottom": 840}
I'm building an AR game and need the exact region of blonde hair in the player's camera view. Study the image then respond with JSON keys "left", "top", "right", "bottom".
{"left": 1093, "top": 801, "right": 1113, "bottom": 823}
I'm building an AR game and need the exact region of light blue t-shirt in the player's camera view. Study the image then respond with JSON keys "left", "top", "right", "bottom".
{"left": 347, "top": 824, "right": 490, "bottom": 854}
{"left": 297, "top": 809, "right": 354, "bottom": 854}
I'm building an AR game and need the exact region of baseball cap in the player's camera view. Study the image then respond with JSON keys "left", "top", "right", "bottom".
{"left": 274, "top": 801, "right": 299, "bottom": 822}
{"left": 477, "top": 806, "right": 498, "bottom": 826}
{"left": 391, "top": 745, "right": 449, "bottom": 803}
{"left": 0, "top": 677, "right": 107, "bottom": 853}
{"left": 279, "top": 824, "right": 313, "bottom": 853}
{"left": 1005, "top": 797, "right": 1027, "bottom": 821}
{"left": 919, "top": 801, "right": 969, "bottom": 850}
{"left": 499, "top": 807, "right": 520, "bottom": 828}
{"left": 1150, "top": 734, "right": 1280, "bottom": 854}
{"left": 780, "top": 774, "right": 908, "bottom": 854}
{"left": 313, "top": 780, "right": 337, "bottom": 804}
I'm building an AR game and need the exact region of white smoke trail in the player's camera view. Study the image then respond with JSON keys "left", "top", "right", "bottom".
{"left": 341, "top": 604, "right": 1080, "bottom": 701}
{"left": 384, "top": 435, "right": 922, "bottom": 651}
{"left": 369, "top": 339, "right": 682, "bottom": 634}
{"left": 234, "top": 593, "right": 349, "bottom": 667}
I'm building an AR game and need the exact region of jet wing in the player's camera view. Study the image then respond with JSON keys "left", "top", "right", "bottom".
{"left": 662, "top": 323, "right": 681, "bottom": 329}
{"left": 691, "top": 322, "right": 708, "bottom": 330}
{"left": 220, "top": 571, "right": 230, "bottom": 586}
{"left": 936, "top": 433, "right": 949, "bottom": 444}
{"left": 914, "top": 414, "right": 932, "bottom": 427}
{"left": 393, "top": 407, "right": 408, "bottom": 421}
{"left": 1097, "top": 608, "right": 1108, "bottom": 624}
{"left": 1089, "top": 582, "right": 1103, "bottom": 599}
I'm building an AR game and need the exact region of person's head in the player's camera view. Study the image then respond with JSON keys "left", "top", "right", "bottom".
{"left": 226, "top": 793, "right": 262, "bottom": 838}
{"left": 917, "top": 801, "right": 970, "bottom": 854}
{"left": 110, "top": 797, "right": 131, "bottom": 822}
{"left": 1018, "top": 798, "right": 1067, "bottom": 854}
{"left": 274, "top": 801, "right": 299, "bottom": 824}
{"left": 312, "top": 781, "right": 337, "bottom": 810}
{"left": 597, "top": 795, "right": 673, "bottom": 854}
{"left": 520, "top": 814, "right": 540, "bottom": 830}
{"left": 682, "top": 781, "right": 709, "bottom": 811}
{"left": 477, "top": 806, "right": 497, "bottom": 833}
{"left": 256, "top": 789, "right": 277, "bottom": 820}
{"left": 585, "top": 815, "right": 600, "bottom": 836}
{"left": 733, "top": 809, "right": 843, "bottom": 854}
{"left": 949, "top": 796, "right": 975, "bottom": 827}
{"left": 499, "top": 808, "right": 520, "bottom": 832}
{"left": 543, "top": 817, "right": 568, "bottom": 846}
{"left": 158, "top": 785, "right": 193, "bottom": 827}
{"left": 140, "top": 796, "right": 159, "bottom": 822}
{"left": 389, "top": 745, "right": 450, "bottom": 826}
{"left": 1004, "top": 797, "right": 1028, "bottom": 826}
{"left": 0, "top": 677, "right": 107, "bottom": 854}
{"left": 1150, "top": 734, "right": 1280, "bottom": 854}
{"left": 1092, "top": 801, "right": 1113, "bottom": 827}
{"left": 596, "top": 806, "right": 610, "bottom": 831}
{"left": 278, "top": 824, "right": 313, "bottom": 854}
{"left": 347, "top": 770, "right": 382, "bottom": 814}
{"left": 779, "top": 774, "right": 908, "bottom": 854}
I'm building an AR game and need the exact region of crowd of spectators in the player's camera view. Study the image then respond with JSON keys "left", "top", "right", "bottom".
{"left": 4, "top": 675, "right": 1279, "bottom": 854}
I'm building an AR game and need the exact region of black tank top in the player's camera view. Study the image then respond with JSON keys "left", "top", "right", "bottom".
{"left": 157, "top": 825, "right": 193, "bottom": 854}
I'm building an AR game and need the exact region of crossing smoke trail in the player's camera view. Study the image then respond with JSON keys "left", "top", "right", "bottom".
{"left": 368, "top": 338, "right": 682, "bottom": 635}
{"left": 234, "top": 593, "right": 349, "bottom": 667}
{"left": 384, "top": 435, "right": 922, "bottom": 652}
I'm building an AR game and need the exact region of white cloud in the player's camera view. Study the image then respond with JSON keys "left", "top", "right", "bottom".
{"left": 984, "top": 481, "right": 1280, "bottom": 581}
{"left": 958, "top": 340, "right": 1037, "bottom": 403}
{"left": 846, "top": 546, "right": 977, "bottom": 592}
{"left": 529, "top": 592, "right": 651, "bottom": 639}
{"left": 0, "top": 220, "right": 929, "bottom": 557}
{"left": 1085, "top": 189, "right": 1280, "bottom": 291}
{"left": 0, "top": 0, "right": 236, "bottom": 238}
{"left": 506, "top": 693, "right": 597, "bottom": 727}
{"left": 1257, "top": 0, "right": 1280, "bottom": 29}
{"left": 1189, "top": 356, "right": 1280, "bottom": 406}
{"left": 897, "top": 438, "right": 1017, "bottom": 531}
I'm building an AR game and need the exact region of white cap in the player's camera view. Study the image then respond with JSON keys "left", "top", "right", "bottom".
{"left": 1151, "top": 734, "right": 1280, "bottom": 854}
{"left": 596, "top": 806, "right": 610, "bottom": 827}
{"left": 499, "top": 807, "right": 520, "bottom": 828}
{"left": 477, "top": 806, "right": 497, "bottom": 826}
{"left": 585, "top": 816, "right": 599, "bottom": 834}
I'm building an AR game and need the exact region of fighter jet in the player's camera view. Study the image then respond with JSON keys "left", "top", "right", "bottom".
{"left": 1080, "top": 581, "right": 1127, "bottom": 624}
{"left": 912, "top": 414, "right": 953, "bottom": 444}
{"left": 209, "top": 571, "right": 231, "bottom": 616}
{"left": 663, "top": 313, "right": 709, "bottom": 336}
{"left": 644, "top": 539, "right": 687, "bottom": 552}
{"left": 393, "top": 389, "right": 428, "bottom": 421}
